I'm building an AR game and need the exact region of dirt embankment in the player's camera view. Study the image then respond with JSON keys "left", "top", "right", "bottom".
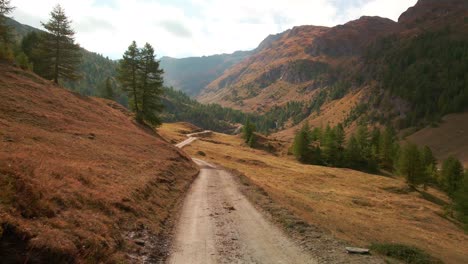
{"left": 0, "top": 64, "right": 199, "bottom": 263}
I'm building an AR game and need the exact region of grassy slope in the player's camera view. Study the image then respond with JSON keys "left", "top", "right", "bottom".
{"left": 160, "top": 122, "right": 468, "bottom": 264}
{"left": 406, "top": 112, "right": 468, "bottom": 167}
{"left": 0, "top": 65, "right": 199, "bottom": 263}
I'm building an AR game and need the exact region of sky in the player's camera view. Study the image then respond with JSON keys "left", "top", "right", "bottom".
{"left": 12, "top": 0, "right": 417, "bottom": 59}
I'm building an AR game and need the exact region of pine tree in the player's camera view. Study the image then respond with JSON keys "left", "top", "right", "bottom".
{"left": 441, "top": 156, "right": 464, "bottom": 195}
{"left": 334, "top": 124, "right": 345, "bottom": 166}
{"left": 454, "top": 170, "right": 468, "bottom": 226}
{"left": 0, "top": 0, "right": 14, "bottom": 43}
{"left": 242, "top": 119, "right": 256, "bottom": 147}
{"left": 356, "top": 125, "right": 370, "bottom": 159}
{"left": 420, "top": 146, "right": 437, "bottom": 184}
{"left": 379, "top": 126, "right": 397, "bottom": 170}
{"left": 100, "top": 77, "right": 114, "bottom": 100}
{"left": 118, "top": 41, "right": 142, "bottom": 119}
{"left": 39, "top": 5, "right": 82, "bottom": 83}
{"left": 345, "top": 135, "right": 361, "bottom": 169}
{"left": 398, "top": 144, "right": 424, "bottom": 188}
{"left": 322, "top": 124, "right": 337, "bottom": 165}
{"left": 0, "top": 0, "right": 14, "bottom": 59}
{"left": 139, "top": 43, "right": 164, "bottom": 126}
{"left": 292, "top": 123, "right": 312, "bottom": 163}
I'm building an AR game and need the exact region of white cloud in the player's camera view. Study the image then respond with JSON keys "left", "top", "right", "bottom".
{"left": 343, "top": 0, "right": 417, "bottom": 23}
{"left": 11, "top": 0, "right": 417, "bottom": 59}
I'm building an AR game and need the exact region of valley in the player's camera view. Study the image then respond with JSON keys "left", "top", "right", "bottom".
{"left": 160, "top": 123, "right": 468, "bottom": 264}
{"left": 1, "top": 0, "right": 467, "bottom": 263}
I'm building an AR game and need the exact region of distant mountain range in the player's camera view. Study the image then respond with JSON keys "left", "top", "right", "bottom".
{"left": 8, "top": 1, "right": 467, "bottom": 132}
{"left": 195, "top": 0, "right": 467, "bottom": 130}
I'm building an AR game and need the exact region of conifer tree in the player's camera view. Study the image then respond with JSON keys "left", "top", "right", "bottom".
{"left": 398, "top": 144, "right": 424, "bottom": 188}
{"left": 118, "top": 41, "right": 165, "bottom": 125}
{"left": 118, "top": 41, "right": 141, "bottom": 119}
{"left": 39, "top": 5, "right": 81, "bottom": 83}
{"left": 0, "top": 0, "right": 14, "bottom": 41}
{"left": 292, "top": 123, "right": 312, "bottom": 163}
{"left": 345, "top": 135, "right": 361, "bottom": 169}
{"left": 0, "top": 0, "right": 14, "bottom": 59}
{"left": 334, "top": 124, "right": 345, "bottom": 166}
{"left": 322, "top": 124, "right": 337, "bottom": 165}
{"left": 356, "top": 125, "right": 370, "bottom": 159}
{"left": 100, "top": 77, "right": 114, "bottom": 100}
{"left": 379, "top": 126, "right": 397, "bottom": 170}
{"left": 441, "top": 156, "right": 464, "bottom": 195}
{"left": 420, "top": 146, "right": 437, "bottom": 184}
{"left": 454, "top": 170, "right": 468, "bottom": 225}
{"left": 242, "top": 119, "right": 256, "bottom": 147}
{"left": 139, "top": 43, "right": 164, "bottom": 126}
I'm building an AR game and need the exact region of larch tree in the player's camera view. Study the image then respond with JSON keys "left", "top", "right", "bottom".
{"left": 441, "top": 156, "right": 464, "bottom": 195}
{"left": 39, "top": 4, "right": 81, "bottom": 83}
{"left": 0, "top": 0, "right": 14, "bottom": 58}
{"left": 292, "top": 123, "right": 312, "bottom": 163}
{"left": 118, "top": 41, "right": 165, "bottom": 125}
{"left": 242, "top": 119, "right": 256, "bottom": 147}
{"left": 118, "top": 41, "right": 141, "bottom": 119}
{"left": 379, "top": 126, "right": 397, "bottom": 170}
{"left": 420, "top": 146, "right": 437, "bottom": 184}
{"left": 0, "top": 0, "right": 14, "bottom": 40}
{"left": 398, "top": 143, "right": 424, "bottom": 188}
{"left": 139, "top": 43, "right": 164, "bottom": 126}
{"left": 100, "top": 77, "right": 114, "bottom": 100}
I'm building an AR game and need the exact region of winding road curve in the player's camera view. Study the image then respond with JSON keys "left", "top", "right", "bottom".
{"left": 168, "top": 132, "right": 317, "bottom": 264}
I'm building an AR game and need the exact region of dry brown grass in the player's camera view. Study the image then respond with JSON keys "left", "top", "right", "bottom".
{"left": 406, "top": 112, "right": 468, "bottom": 167}
{"left": 160, "top": 122, "right": 468, "bottom": 264}
{"left": 0, "top": 65, "right": 199, "bottom": 263}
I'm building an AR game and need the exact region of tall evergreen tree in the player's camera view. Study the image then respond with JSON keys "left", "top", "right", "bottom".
{"left": 322, "top": 124, "right": 337, "bottom": 165}
{"left": 139, "top": 43, "right": 164, "bottom": 126}
{"left": 454, "top": 170, "right": 468, "bottom": 226}
{"left": 441, "top": 156, "right": 464, "bottom": 195}
{"left": 39, "top": 5, "right": 81, "bottom": 83}
{"left": 420, "top": 146, "right": 437, "bottom": 184}
{"left": 345, "top": 135, "right": 361, "bottom": 169}
{"left": 398, "top": 144, "right": 424, "bottom": 188}
{"left": 379, "top": 126, "right": 397, "bottom": 170}
{"left": 118, "top": 41, "right": 141, "bottom": 119}
{"left": 242, "top": 118, "right": 256, "bottom": 147}
{"left": 292, "top": 123, "right": 312, "bottom": 163}
{"left": 0, "top": 0, "right": 14, "bottom": 41}
{"left": 99, "top": 77, "right": 114, "bottom": 100}
{"left": 0, "top": 0, "right": 14, "bottom": 59}
{"left": 356, "top": 125, "right": 370, "bottom": 158}
{"left": 334, "top": 124, "right": 345, "bottom": 166}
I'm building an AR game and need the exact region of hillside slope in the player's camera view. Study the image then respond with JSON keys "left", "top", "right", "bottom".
{"left": 197, "top": 16, "right": 396, "bottom": 112}
{"left": 198, "top": 0, "right": 468, "bottom": 128}
{"left": 0, "top": 64, "right": 199, "bottom": 263}
{"left": 406, "top": 112, "right": 468, "bottom": 167}
{"left": 7, "top": 17, "right": 121, "bottom": 101}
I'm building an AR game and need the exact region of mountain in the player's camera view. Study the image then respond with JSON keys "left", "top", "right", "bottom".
{"left": 5, "top": 16, "right": 37, "bottom": 42}
{"left": 196, "top": 0, "right": 468, "bottom": 133}
{"left": 6, "top": 17, "right": 122, "bottom": 103}
{"left": 197, "top": 17, "right": 396, "bottom": 112}
{"left": 160, "top": 50, "right": 252, "bottom": 97}
{"left": 0, "top": 63, "right": 198, "bottom": 263}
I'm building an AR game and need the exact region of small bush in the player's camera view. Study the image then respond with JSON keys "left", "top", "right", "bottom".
{"left": 197, "top": 151, "right": 206, "bottom": 156}
{"left": 370, "top": 243, "right": 442, "bottom": 264}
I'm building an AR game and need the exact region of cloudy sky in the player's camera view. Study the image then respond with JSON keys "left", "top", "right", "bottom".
{"left": 12, "top": 0, "right": 417, "bottom": 59}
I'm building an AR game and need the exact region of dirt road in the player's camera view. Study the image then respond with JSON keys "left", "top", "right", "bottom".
{"left": 169, "top": 136, "right": 317, "bottom": 264}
